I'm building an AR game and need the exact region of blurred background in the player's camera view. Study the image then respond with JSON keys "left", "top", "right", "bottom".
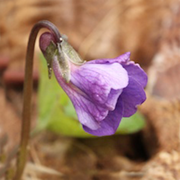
{"left": 0, "top": 0, "right": 180, "bottom": 180}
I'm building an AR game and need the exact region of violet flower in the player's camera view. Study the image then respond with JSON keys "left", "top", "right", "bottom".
{"left": 39, "top": 32, "right": 147, "bottom": 137}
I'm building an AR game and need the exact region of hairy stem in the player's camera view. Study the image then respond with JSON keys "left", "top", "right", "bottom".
{"left": 13, "top": 20, "right": 61, "bottom": 180}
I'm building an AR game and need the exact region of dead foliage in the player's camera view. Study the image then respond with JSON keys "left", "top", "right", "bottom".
{"left": 0, "top": 0, "right": 180, "bottom": 179}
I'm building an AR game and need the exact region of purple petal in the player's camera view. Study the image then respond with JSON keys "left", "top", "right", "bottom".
{"left": 71, "top": 93, "right": 110, "bottom": 126}
{"left": 39, "top": 32, "right": 56, "bottom": 53}
{"left": 71, "top": 63, "right": 128, "bottom": 111}
{"left": 83, "top": 99, "right": 124, "bottom": 136}
{"left": 106, "top": 89, "right": 122, "bottom": 110}
{"left": 123, "top": 62, "right": 148, "bottom": 88}
{"left": 87, "top": 52, "right": 131, "bottom": 65}
{"left": 53, "top": 58, "right": 123, "bottom": 127}
{"left": 120, "top": 78, "right": 146, "bottom": 117}
{"left": 53, "top": 58, "right": 104, "bottom": 128}
{"left": 71, "top": 94, "right": 101, "bottom": 130}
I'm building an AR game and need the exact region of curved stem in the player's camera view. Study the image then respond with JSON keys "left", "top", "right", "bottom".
{"left": 13, "top": 20, "right": 61, "bottom": 180}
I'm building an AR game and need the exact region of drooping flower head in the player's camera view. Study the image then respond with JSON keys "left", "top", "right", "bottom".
{"left": 39, "top": 32, "right": 147, "bottom": 137}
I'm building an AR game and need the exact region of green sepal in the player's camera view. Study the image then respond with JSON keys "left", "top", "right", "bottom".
{"left": 60, "top": 36, "right": 85, "bottom": 65}
{"left": 43, "top": 41, "right": 57, "bottom": 79}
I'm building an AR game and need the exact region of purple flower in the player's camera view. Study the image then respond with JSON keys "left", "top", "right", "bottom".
{"left": 40, "top": 32, "right": 147, "bottom": 136}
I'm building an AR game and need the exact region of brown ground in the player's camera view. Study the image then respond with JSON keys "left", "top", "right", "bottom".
{"left": 0, "top": 0, "right": 180, "bottom": 180}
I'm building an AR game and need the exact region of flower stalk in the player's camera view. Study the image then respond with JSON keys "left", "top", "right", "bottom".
{"left": 13, "top": 20, "right": 61, "bottom": 180}
{"left": 13, "top": 19, "right": 147, "bottom": 180}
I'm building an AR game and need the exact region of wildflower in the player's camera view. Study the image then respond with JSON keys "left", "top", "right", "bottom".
{"left": 39, "top": 32, "right": 147, "bottom": 136}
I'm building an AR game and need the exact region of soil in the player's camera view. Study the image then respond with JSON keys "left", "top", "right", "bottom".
{"left": 0, "top": 0, "right": 180, "bottom": 179}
